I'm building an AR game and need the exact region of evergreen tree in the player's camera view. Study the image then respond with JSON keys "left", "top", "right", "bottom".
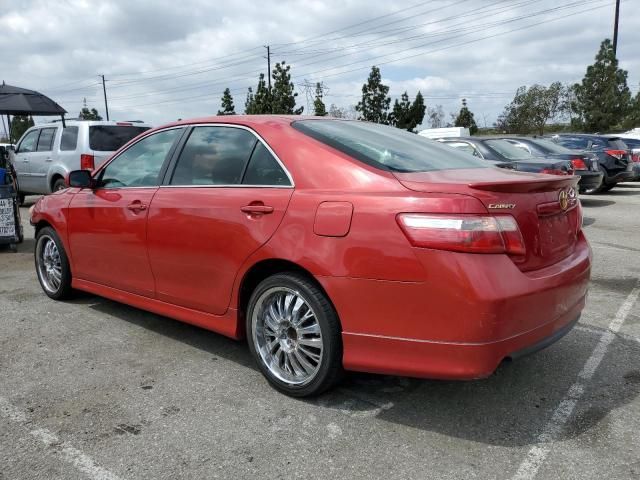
{"left": 79, "top": 107, "right": 102, "bottom": 120}
{"left": 217, "top": 88, "right": 236, "bottom": 115}
{"left": 271, "top": 62, "right": 303, "bottom": 114}
{"left": 244, "top": 74, "right": 271, "bottom": 114}
{"left": 313, "top": 82, "right": 327, "bottom": 116}
{"left": 390, "top": 92, "right": 412, "bottom": 129}
{"left": 9, "top": 115, "right": 34, "bottom": 142}
{"left": 454, "top": 98, "right": 478, "bottom": 135}
{"left": 624, "top": 91, "right": 640, "bottom": 129}
{"left": 409, "top": 91, "right": 426, "bottom": 131}
{"left": 355, "top": 66, "right": 390, "bottom": 124}
{"left": 573, "top": 38, "right": 631, "bottom": 132}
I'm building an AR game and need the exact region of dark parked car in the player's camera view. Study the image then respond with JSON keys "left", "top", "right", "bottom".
{"left": 550, "top": 134, "right": 635, "bottom": 192}
{"left": 438, "top": 137, "right": 574, "bottom": 176}
{"left": 498, "top": 137, "right": 603, "bottom": 194}
{"left": 605, "top": 135, "right": 640, "bottom": 181}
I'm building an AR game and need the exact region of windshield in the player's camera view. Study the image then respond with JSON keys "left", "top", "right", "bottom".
{"left": 484, "top": 139, "right": 533, "bottom": 160}
{"left": 529, "top": 138, "right": 575, "bottom": 154}
{"left": 292, "top": 120, "right": 487, "bottom": 172}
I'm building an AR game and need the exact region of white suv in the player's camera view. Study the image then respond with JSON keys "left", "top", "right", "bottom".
{"left": 11, "top": 120, "right": 151, "bottom": 201}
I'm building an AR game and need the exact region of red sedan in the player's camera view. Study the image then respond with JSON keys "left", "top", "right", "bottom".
{"left": 30, "top": 116, "right": 591, "bottom": 397}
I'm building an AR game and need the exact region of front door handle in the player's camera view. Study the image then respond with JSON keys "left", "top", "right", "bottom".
{"left": 240, "top": 204, "right": 274, "bottom": 215}
{"left": 127, "top": 201, "right": 148, "bottom": 213}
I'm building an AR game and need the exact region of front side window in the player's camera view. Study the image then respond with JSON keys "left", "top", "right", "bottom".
{"left": 292, "top": 120, "right": 487, "bottom": 172}
{"left": 100, "top": 129, "right": 182, "bottom": 188}
{"left": 60, "top": 126, "right": 79, "bottom": 151}
{"left": 170, "top": 126, "right": 257, "bottom": 185}
{"left": 17, "top": 129, "right": 40, "bottom": 153}
{"left": 242, "top": 142, "right": 291, "bottom": 186}
{"left": 36, "top": 128, "right": 57, "bottom": 152}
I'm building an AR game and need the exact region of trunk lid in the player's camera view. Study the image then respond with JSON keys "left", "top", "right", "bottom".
{"left": 394, "top": 168, "right": 581, "bottom": 271}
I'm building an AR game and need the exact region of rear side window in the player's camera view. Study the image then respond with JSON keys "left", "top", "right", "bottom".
{"left": 17, "top": 129, "right": 40, "bottom": 153}
{"left": 170, "top": 126, "right": 257, "bottom": 185}
{"left": 292, "top": 120, "right": 487, "bottom": 173}
{"left": 607, "top": 138, "right": 628, "bottom": 150}
{"left": 89, "top": 126, "right": 150, "bottom": 151}
{"left": 36, "top": 128, "right": 57, "bottom": 152}
{"left": 60, "top": 126, "right": 79, "bottom": 151}
{"left": 242, "top": 142, "right": 291, "bottom": 186}
{"left": 554, "top": 137, "right": 588, "bottom": 149}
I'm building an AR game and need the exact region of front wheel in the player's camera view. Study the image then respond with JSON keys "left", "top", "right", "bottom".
{"left": 35, "top": 227, "right": 73, "bottom": 300}
{"left": 246, "top": 272, "right": 343, "bottom": 397}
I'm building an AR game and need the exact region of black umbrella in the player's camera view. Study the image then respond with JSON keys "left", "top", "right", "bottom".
{"left": 0, "top": 81, "right": 67, "bottom": 142}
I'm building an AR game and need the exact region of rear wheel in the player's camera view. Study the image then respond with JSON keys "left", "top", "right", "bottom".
{"left": 582, "top": 165, "right": 609, "bottom": 194}
{"left": 52, "top": 177, "right": 66, "bottom": 192}
{"left": 246, "top": 272, "right": 343, "bottom": 397}
{"left": 35, "top": 227, "right": 73, "bottom": 300}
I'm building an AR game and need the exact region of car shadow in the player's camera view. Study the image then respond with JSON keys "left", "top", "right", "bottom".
{"left": 580, "top": 198, "right": 616, "bottom": 207}
{"left": 606, "top": 189, "right": 640, "bottom": 196}
{"left": 582, "top": 216, "right": 596, "bottom": 227}
{"left": 74, "top": 295, "right": 640, "bottom": 448}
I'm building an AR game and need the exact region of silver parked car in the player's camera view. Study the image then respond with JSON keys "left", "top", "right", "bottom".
{"left": 10, "top": 120, "right": 151, "bottom": 202}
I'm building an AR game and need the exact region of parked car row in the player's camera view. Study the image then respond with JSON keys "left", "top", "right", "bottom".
{"left": 434, "top": 133, "right": 638, "bottom": 195}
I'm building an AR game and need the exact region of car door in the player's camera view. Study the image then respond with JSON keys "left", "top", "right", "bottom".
{"left": 11, "top": 129, "right": 40, "bottom": 193}
{"left": 147, "top": 125, "right": 294, "bottom": 315}
{"left": 67, "top": 127, "right": 184, "bottom": 297}
{"left": 30, "top": 127, "right": 58, "bottom": 193}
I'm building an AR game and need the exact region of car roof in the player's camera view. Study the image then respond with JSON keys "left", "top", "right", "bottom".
{"left": 29, "top": 120, "right": 153, "bottom": 128}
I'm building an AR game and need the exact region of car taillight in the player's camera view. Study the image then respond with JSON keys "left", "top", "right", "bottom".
{"left": 570, "top": 158, "right": 587, "bottom": 170}
{"left": 396, "top": 213, "right": 526, "bottom": 256}
{"left": 80, "top": 154, "right": 95, "bottom": 170}
{"left": 632, "top": 152, "right": 640, "bottom": 162}
{"left": 540, "top": 168, "right": 570, "bottom": 176}
{"left": 605, "top": 149, "right": 627, "bottom": 160}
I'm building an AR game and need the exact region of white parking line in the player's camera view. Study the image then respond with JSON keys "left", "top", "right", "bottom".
{"left": 0, "top": 396, "right": 122, "bottom": 480}
{"left": 511, "top": 282, "right": 640, "bottom": 480}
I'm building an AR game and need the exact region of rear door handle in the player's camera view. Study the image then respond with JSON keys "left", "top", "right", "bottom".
{"left": 241, "top": 204, "right": 274, "bottom": 215}
{"left": 127, "top": 201, "right": 148, "bottom": 213}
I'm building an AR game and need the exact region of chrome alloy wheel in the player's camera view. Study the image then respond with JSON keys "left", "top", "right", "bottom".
{"left": 36, "top": 235, "right": 62, "bottom": 294}
{"left": 252, "top": 287, "right": 323, "bottom": 386}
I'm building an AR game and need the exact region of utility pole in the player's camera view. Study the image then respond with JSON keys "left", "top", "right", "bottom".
{"left": 613, "top": 0, "right": 620, "bottom": 56}
{"left": 264, "top": 45, "right": 271, "bottom": 91}
{"left": 100, "top": 74, "right": 110, "bottom": 121}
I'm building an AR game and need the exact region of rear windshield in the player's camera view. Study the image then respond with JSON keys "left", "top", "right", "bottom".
{"left": 292, "top": 120, "right": 487, "bottom": 172}
{"left": 89, "top": 126, "right": 150, "bottom": 151}
{"left": 529, "top": 138, "right": 575, "bottom": 154}
{"left": 607, "top": 138, "right": 628, "bottom": 150}
{"left": 484, "top": 139, "right": 532, "bottom": 160}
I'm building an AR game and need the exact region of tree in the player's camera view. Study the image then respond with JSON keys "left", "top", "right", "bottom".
{"left": 9, "top": 115, "right": 34, "bottom": 142}
{"left": 328, "top": 104, "right": 357, "bottom": 119}
{"left": 495, "top": 83, "right": 566, "bottom": 135}
{"left": 427, "top": 105, "right": 445, "bottom": 128}
{"left": 623, "top": 90, "right": 640, "bottom": 129}
{"left": 389, "top": 91, "right": 426, "bottom": 131}
{"left": 217, "top": 88, "right": 235, "bottom": 115}
{"left": 573, "top": 38, "right": 631, "bottom": 132}
{"left": 356, "top": 66, "right": 390, "bottom": 123}
{"left": 454, "top": 98, "right": 478, "bottom": 135}
{"left": 79, "top": 107, "right": 102, "bottom": 120}
{"left": 271, "top": 62, "right": 303, "bottom": 115}
{"left": 244, "top": 73, "right": 271, "bottom": 114}
{"left": 313, "top": 82, "right": 327, "bottom": 116}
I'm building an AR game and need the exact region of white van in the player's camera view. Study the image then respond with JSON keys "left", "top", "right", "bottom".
{"left": 418, "top": 127, "right": 470, "bottom": 139}
{"left": 11, "top": 120, "right": 151, "bottom": 201}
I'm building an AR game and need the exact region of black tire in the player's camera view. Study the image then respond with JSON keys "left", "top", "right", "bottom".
{"left": 246, "top": 272, "right": 343, "bottom": 397}
{"left": 599, "top": 183, "right": 615, "bottom": 192}
{"left": 582, "top": 165, "right": 609, "bottom": 194}
{"left": 52, "top": 177, "right": 66, "bottom": 192}
{"left": 34, "top": 227, "right": 73, "bottom": 300}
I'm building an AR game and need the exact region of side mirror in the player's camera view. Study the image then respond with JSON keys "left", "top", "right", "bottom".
{"left": 68, "top": 169, "right": 95, "bottom": 188}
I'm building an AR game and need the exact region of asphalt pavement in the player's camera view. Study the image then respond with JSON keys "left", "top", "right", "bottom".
{"left": 1, "top": 184, "right": 639, "bottom": 480}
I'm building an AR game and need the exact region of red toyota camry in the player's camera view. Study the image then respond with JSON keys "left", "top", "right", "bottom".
{"left": 30, "top": 116, "right": 591, "bottom": 397}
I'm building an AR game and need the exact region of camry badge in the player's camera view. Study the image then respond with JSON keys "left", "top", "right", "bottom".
{"left": 488, "top": 203, "right": 516, "bottom": 209}
{"left": 559, "top": 190, "right": 569, "bottom": 210}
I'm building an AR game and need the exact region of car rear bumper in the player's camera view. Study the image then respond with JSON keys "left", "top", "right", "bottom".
{"left": 609, "top": 170, "right": 636, "bottom": 184}
{"left": 576, "top": 170, "right": 603, "bottom": 189}
{"left": 318, "top": 232, "right": 591, "bottom": 379}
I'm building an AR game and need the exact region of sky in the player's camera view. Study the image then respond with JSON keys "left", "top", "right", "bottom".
{"left": 0, "top": 0, "right": 638, "bottom": 130}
